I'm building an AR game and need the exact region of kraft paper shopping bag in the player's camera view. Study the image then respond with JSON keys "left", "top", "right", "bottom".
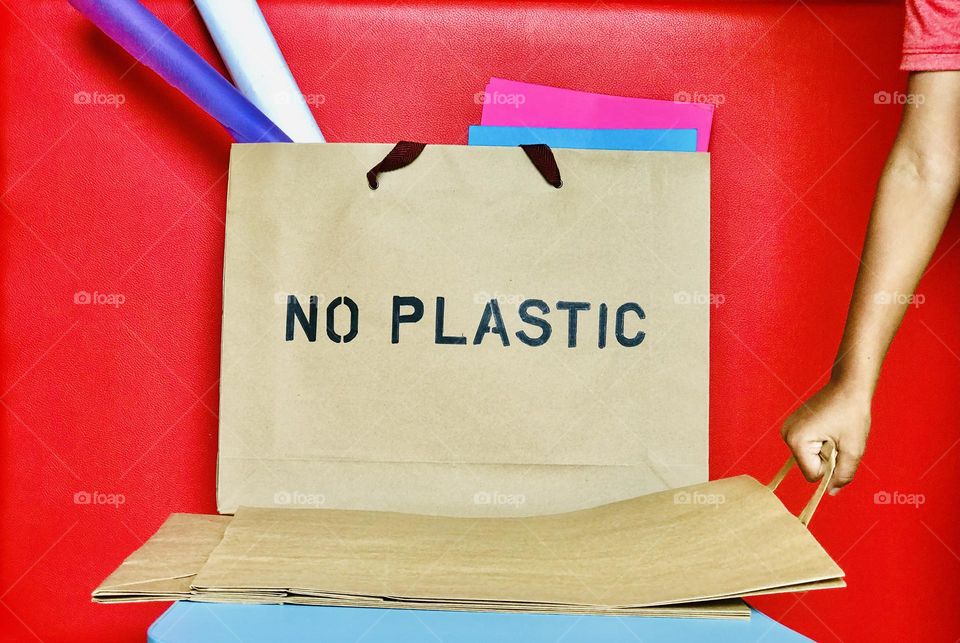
{"left": 92, "top": 514, "right": 231, "bottom": 603}
{"left": 193, "top": 447, "right": 842, "bottom": 611}
{"left": 218, "top": 142, "right": 710, "bottom": 515}
{"left": 92, "top": 516, "right": 749, "bottom": 618}
{"left": 93, "top": 449, "right": 841, "bottom": 618}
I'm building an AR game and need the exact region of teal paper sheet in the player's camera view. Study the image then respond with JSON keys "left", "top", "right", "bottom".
{"left": 468, "top": 125, "right": 698, "bottom": 152}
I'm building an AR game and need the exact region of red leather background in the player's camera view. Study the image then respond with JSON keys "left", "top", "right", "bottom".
{"left": 2, "top": 0, "right": 959, "bottom": 641}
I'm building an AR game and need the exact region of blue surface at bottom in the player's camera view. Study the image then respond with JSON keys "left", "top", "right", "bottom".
{"left": 148, "top": 602, "right": 812, "bottom": 643}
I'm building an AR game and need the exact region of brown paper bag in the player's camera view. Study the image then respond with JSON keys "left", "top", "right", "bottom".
{"left": 191, "top": 449, "right": 843, "bottom": 611}
{"left": 92, "top": 516, "right": 750, "bottom": 619}
{"left": 218, "top": 142, "right": 711, "bottom": 515}
{"left": 92, "top": 514, "right": 231, "bottom": 602}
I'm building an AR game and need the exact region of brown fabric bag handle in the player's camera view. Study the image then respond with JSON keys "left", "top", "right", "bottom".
{"left": 367, "top": 142, "right": 563, "bottom": 190}
{"left": 766, "top": 441, "right": 837, "bottom": 527}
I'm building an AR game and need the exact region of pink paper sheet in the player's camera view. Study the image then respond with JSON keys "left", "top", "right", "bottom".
{"left": 480, "top": 78, "right": 714, "bottom": 152}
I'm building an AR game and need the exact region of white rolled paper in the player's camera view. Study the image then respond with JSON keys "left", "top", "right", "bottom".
{"left": 195, "top": 0, "right": 325, "bottom": 142}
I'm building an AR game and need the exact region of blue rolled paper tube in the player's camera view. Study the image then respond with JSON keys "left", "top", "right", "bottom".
{"left": 69, "top": 0, "right": 291, "bottom": 143}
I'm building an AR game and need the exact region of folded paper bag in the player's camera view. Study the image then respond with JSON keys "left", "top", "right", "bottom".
{"left": 94, "top": 450, "right": 842, "bottom": 617}
{"left": 192, "top": 447, "right": 843, "bottom": 609}
{"left": 92, "top": 516, "right": 749, "bottom": 619}
{"left": 92, "top": 514, "right": 231, "bottom": 602}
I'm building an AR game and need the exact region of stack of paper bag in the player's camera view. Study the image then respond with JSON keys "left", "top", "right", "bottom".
{"left": 94, "top": 462, "right": 844, "bottom": 619}
{"left": 91, "top": 514, "right": 231, "bottom": 603}
{"left": 93, "top": 508, "right": 747, "bottom": 618}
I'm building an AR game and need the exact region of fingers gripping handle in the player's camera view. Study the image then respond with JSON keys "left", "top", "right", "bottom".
{"left": 767, "top": 441, "right": 837, "bottom": 527}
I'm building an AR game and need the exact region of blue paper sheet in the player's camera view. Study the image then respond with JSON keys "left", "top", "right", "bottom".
{"left": 468, "top": 125, "right": 698, "bottom": 152}
{"left": 149, "top": 603, "right": 812, "bottom": 643}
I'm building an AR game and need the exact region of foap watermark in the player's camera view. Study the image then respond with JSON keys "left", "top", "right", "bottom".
{"left": 275, "top": 292, "right": 326, "bottom": 306}
{"left": 674, "top": 91, "right": 725, "bottom": 106}
{"left": 473, "top": 490, "right": 526, "bottom": 508}
{"left": 273, "top": 490, "right": 326, "bottom": 508}
{"left": 473, "top": 291, "right": 526, "bottom": 306}
{"left": 272, "top": 91, "right": 326, "bottom": 107}
{"left": 874, "top": 90, "right": 925, "bottom": 106}
{"left": 874, "top": 490, "right": 925, "bottom": 509}
{"left": 873, "top": 291, "right": 924, "bottom": 308}
{"left": 74, "top": 290, "right": 125, "bottom": 308}
{"left": 673, "top": 291, "right": 725, "bottom": 307}
{"left": 474, "top": 91, "right": 526, "bottom": 108}
{"left": 74, "top": 490, "right": 126, "bottom": 507}
{"left": 673, "top": 490, "right": 725, "bottom": 507}
{"left": 74, "top": 90, "right": 126, "bottom": 108}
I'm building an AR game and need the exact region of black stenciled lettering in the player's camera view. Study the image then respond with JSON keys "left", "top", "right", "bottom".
{"left": 556, "top": 301, "right": 590, "bottom": 348}
{"left": 616, "top": 303, "right": 645, "bottom": 347}
{"left": 285, "top": 295, "right": 318, "bottom": 342}
{"left": 326, "top": 297, "right": 359, "bottom": 343}
{"left": 598, "top": 302, "right": 608, "bottom": 349}
{"left": 473, "top": 299, "right": 510, "bottom": 346}
{"left": 392, "top": 296, "right": 424, "bottom": 344}
{"left": 516, "top": 299, "right": 552, "bottom": 347}
{"left": 435, "top": 297, "right": 467, "bottom": 345}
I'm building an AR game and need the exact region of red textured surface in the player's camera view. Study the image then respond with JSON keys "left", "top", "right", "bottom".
{"left": 2, "top": 0, "right": 958, "bottom": 641}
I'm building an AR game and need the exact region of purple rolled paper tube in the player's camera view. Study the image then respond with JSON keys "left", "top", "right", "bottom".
{"left": 70, "top": 0, "right": 291, "bottom": 143}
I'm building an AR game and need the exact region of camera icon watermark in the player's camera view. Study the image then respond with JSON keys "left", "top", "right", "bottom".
{"left": 473, "top": 291, "right": 525, "bottom": 305}
{"left": 74, "top": 290, "right": 126, "bottom": 308}
{"left": 473, "top": 490, "right": 526, "bottom": 508}
{"left": 74, "top": 90, "right": 126, "bottom": 108}
{"left": 474, "top": 91, "right": 526, "bottom": 108}
{"left": 274, "top": 292, "right": 325, "bottom": 306}
{"left": 272, "top": 91, "right": 325, "bottom": 107}
{"left": 673, "top": 490, "right": 725, "bottom": 507}
{"left": 674, "top": 91, "right": 725, "bottom": 106}
{"left": 872, "top": 291, "right": 924, "bottom": 308}
{"left": 874, "top": 90, "right": 924, "bottom": 106}
{"left": 273, "top": 490, "right": 325, "bottom": 508}
{"left": 673, "top": 291, "right": 725, "bottom": 307}
{"left": 873, "top": 490, "right": 925, "bottom": 508}
{"left": 74, "top": 490, "right": 126, "bottom": 507}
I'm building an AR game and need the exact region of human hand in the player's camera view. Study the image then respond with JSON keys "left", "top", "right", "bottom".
{"left": 781, "top": 382, "right": 872, "bottom": 495}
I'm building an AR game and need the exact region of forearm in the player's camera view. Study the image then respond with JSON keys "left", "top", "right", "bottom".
{"left": 832, "top": 74, "right": 960, "bottom": 397}
{"left": 783, "top": 72, "right": 960, "bottom": 489}
{"left": 832, "top": 145, "right": 958, "bottom": 393}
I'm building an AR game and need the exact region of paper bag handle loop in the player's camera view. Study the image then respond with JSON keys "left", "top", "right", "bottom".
{"left": 367, "top": 141, "right": 427, "bottom": 189}
{"left": 766, "top": 441, "right": 837, "bottom": 527}
{"left": 519, "top": 144, "right": 563, "bottom": 188}
{"left": 367, "top": 142, "right": 563, "bottom": 190}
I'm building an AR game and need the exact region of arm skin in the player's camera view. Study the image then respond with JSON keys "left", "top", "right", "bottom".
{"left": 782, "top": 71, "right": 960, "bottom": 494}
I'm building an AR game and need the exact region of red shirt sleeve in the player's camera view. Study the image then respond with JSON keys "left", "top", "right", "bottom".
{"left": 902, "top": 0, "right": 960, "bottom": 70}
